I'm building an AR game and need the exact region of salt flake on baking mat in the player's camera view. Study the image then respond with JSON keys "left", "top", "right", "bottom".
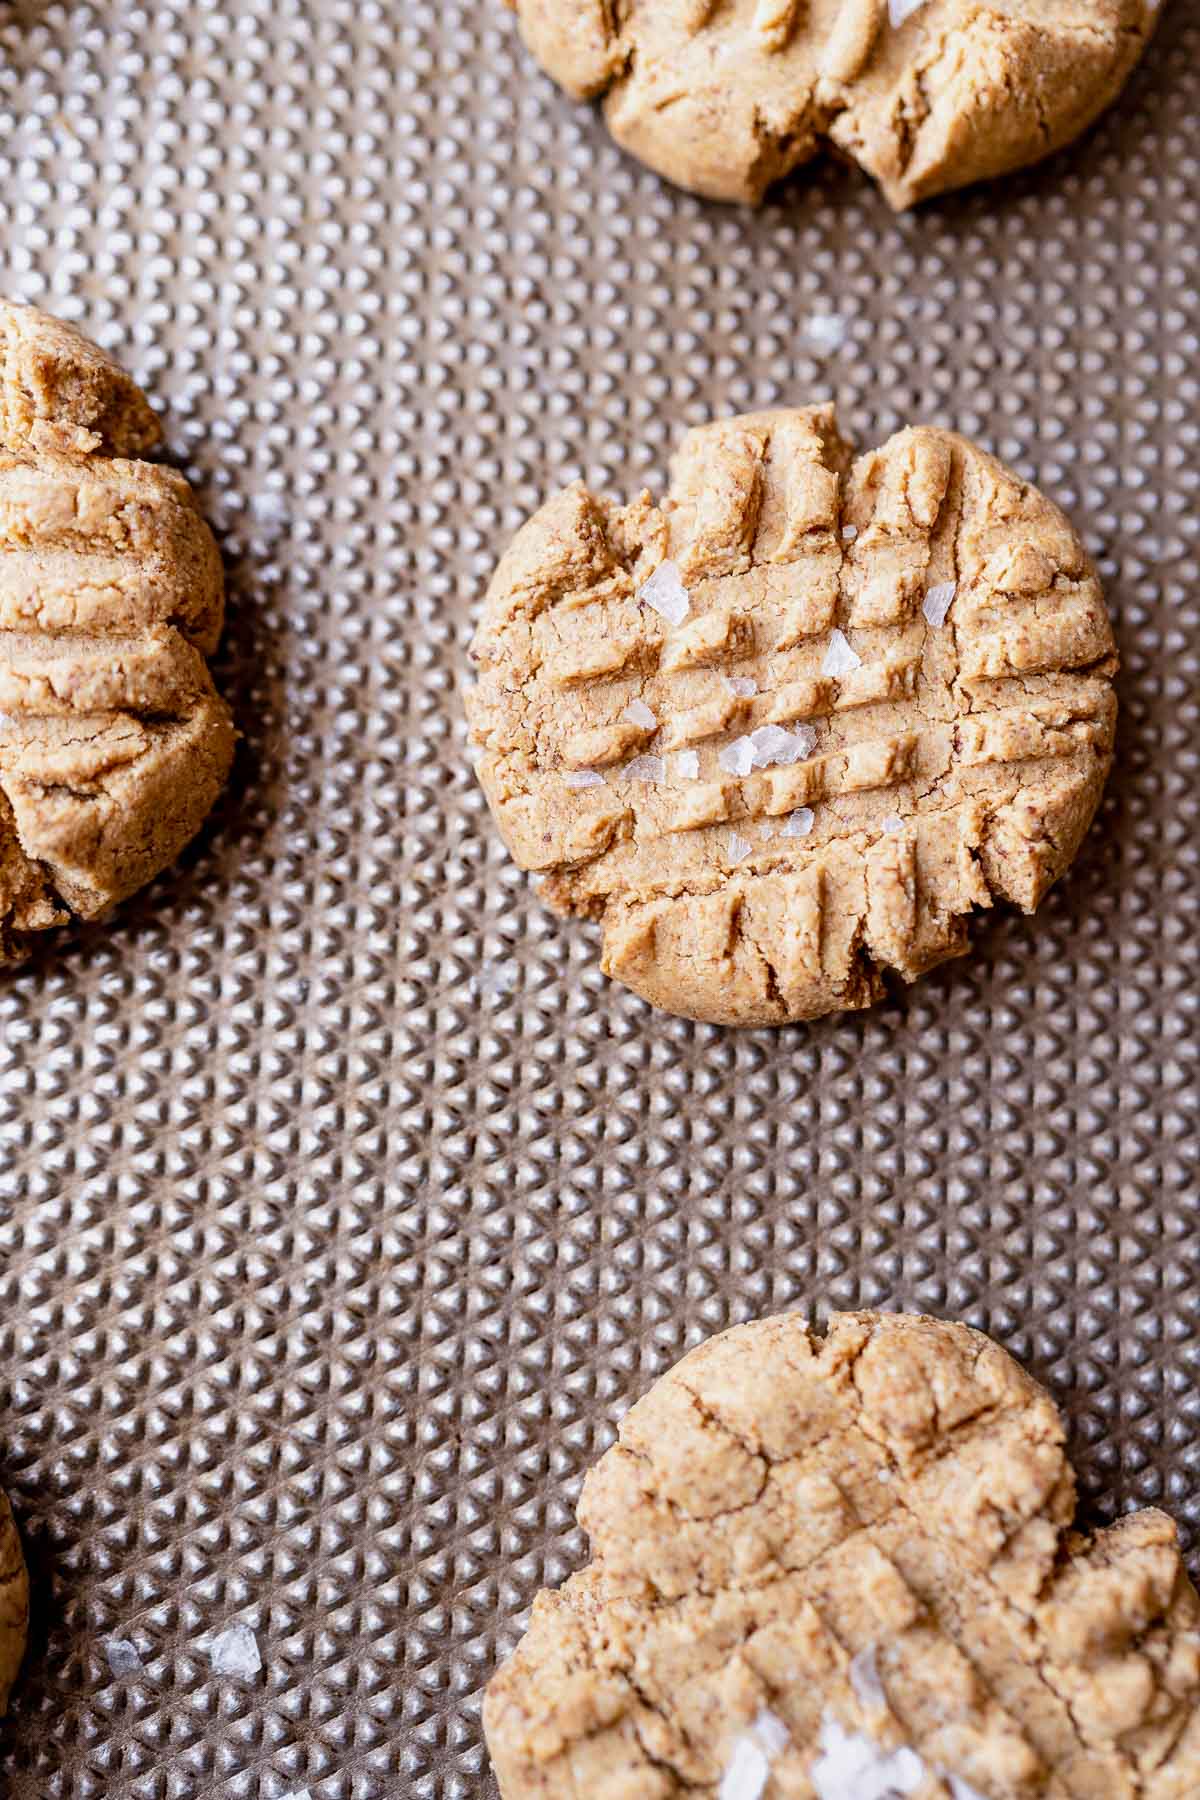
{"left": 481, "top": 958, "right": 520, "bottom": 997}
{"left": 104, "top": 1638, "right": 144, "bottom": 1678}
{"left": 208, "top": 1622, "right": 262, "bottom": 1679}
{"left": 806, "top": 313, "right": 848, "bottom": 353}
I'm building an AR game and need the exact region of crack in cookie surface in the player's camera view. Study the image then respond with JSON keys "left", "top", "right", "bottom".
{"left": 503, "top": 0, "right": 1158, "bottom": 208}
{"left": 484, "top": 1312, "right": 1200, "bottom": 1800}
{"left": 0, "top": 300, "right": 234, "bottom": 964}
{"left": 466, "top": 407, "right": 1117, "bottom": 1026}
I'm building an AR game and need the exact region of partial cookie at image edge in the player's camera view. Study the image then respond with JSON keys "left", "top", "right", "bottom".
{"left": 0, "top": 1488, "right": 27, "bottom": 1719}
{"left": 484, "top": 1309, "right": 1200, "bottom": 1800}
{"left": 0, "top": 299, "right": 236, "bottom": 967}
{"left": 503, "top": 0, "right": 1160, "bottom": 210}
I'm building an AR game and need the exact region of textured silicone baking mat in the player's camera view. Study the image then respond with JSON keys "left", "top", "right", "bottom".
{"left": 0, "top": 1, "right": 1197, "bottom": 1795}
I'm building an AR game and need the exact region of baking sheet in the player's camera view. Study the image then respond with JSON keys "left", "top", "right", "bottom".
{"left": 0, "top": 1, "right": 1197, "bottom": 1795}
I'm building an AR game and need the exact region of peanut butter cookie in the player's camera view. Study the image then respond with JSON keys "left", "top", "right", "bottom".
{"left": 466, "top": 408, "right": 1117, "bottom": 1026}
{"left": 504, "top": 0, "right": 1159, "bottom": 209}
{"left": 0, "top": 301, "right": 235, "bottom": 965}
{"left": 486, "top": 1310, "right": 1200, "bottom": 1799}
{"left": 0, "top": 1486, "right": 26, "bottom": 1717}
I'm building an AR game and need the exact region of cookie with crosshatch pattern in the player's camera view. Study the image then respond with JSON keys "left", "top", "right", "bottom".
{"left": 0, "top": 300, "right": 234, "bottom": 964}
{"left": 503, "top": 0, "right": 1159, "bottom": 210}
{"left": 465, "top": 408, "right": 1117, "bottom": 1026}
{"left": 485, "top": 1310, "right": 1200, "bottom": 1800}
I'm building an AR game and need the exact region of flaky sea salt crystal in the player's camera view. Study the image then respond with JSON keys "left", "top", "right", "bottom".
{"left": 105, "top": 1638, "right": 144, "bottom": 1678}
{"left": 810, "top": 1716, "right": 924, "bottom": 1800}
{"left": 850, "top": 1646, "right": 887, "bottom": 1712}
{"left": 753, "top": 1710, "right": 790, "bottom": 1757}
{"left": 783, "top": 807, "right": 815, "bottom": 838}
{"left": 718, "top": 1711, "right": 789, "bottom": 1800}
{"left": 722, "top": 726, "right": 818, "bottom": 777}
{"left": 727, "top": 831, "right": 753, "bottom": 865}
{"left": 208, "top": 1623, "right": 262, "bottom": 1679}
{"left": 882, "top": 814, "right": 905, "bottom": 835}
{"left": 624, "top": 754, "right": 665, "bottom": 782}
{"left": 622, "top": 698, "right": 658, "bottom": 729}
{"left": 718, "top": 737, "right": 757, "bottom": 777}
{"left": 564, "top": 769, "right": 605, "bottom": 789}
{"left": 723, "top": 674, "right": 758, "bottom": 699}
{"left": 947, "top": 1778, "right": 987, "bottom": 1800}
{"left": 822, "top": 629, "right": 862, "bottom": 677}
{"left": 806, "top": 313, "right": 848, "bottom": 353}
{"left": 719, "top": 1735, "right": 770, "bottom": 1800}
{"left": 638, "top": 560, "right": 690, "bottom": 625}
{"left": 675, "top": 750, "right": 701, "bottom": 780}
{"left": 748, "top": 725, "right": 810, "bottom": 769}
{"left": 482, "top": 959, "right": 520, "bottom": 997}
{"left": 922, "top": 581, "right": 957, "bottom": 628}
{"left": 251, "top": 491, "right": 288, "bottom": 524}
{"left": 888, "top": 0, "right": 928, "bottom": 23}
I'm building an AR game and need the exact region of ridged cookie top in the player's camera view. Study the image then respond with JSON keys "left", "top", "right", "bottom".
{"left": 506, "top": 0, "right": 1158, "bottom": 208}
{"left": 466, "top": 408, "right": 1117, "bottom": 1026}
{"left": 0, "top": 301, "right": 234, "bottom": 964}
{"left": 0, "top": 298, "right": 162, "bottom": 459}
{"left": 485, "top": 1311, "right": 1200, "bottom": 1799}
{"left": 0, "top": 1486, "right": 26, "bottom": 1717}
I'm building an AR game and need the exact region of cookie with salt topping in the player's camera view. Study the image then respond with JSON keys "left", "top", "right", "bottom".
{"left": 485, "top": 1310, "right": 1200, "bottom": 1800}
{"left": 0, "top": 1485, "right": 26, "bottom": 1717}
{"left": 465, "top": 408, "right": 1117, "bottom": 1027}
{"left": 503, "top": 0, "right": 1159, "bottom": 209}
{"left": 0, "top": 300, "right": 235, "bottom": 964}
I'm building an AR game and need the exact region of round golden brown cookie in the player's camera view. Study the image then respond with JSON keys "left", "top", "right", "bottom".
{"left": 466, "top": 408, "right": 1117, "bottom": 1027}
{"left": 0, "top": 300, "right": 235, "bottom": 965}
{"left": 485, "top": 1310, "right": 1200, "bottom": 1799}
{"left": 504, "top": 0, "right": 1158, "bottom": 209}
{"left": 0, "top": 1485, "right": 27, "bottom": 1717}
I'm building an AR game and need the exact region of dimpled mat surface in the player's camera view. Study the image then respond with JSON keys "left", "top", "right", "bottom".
{"left": 0, "top": 2, "right": 1196, "bottom": 1797}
